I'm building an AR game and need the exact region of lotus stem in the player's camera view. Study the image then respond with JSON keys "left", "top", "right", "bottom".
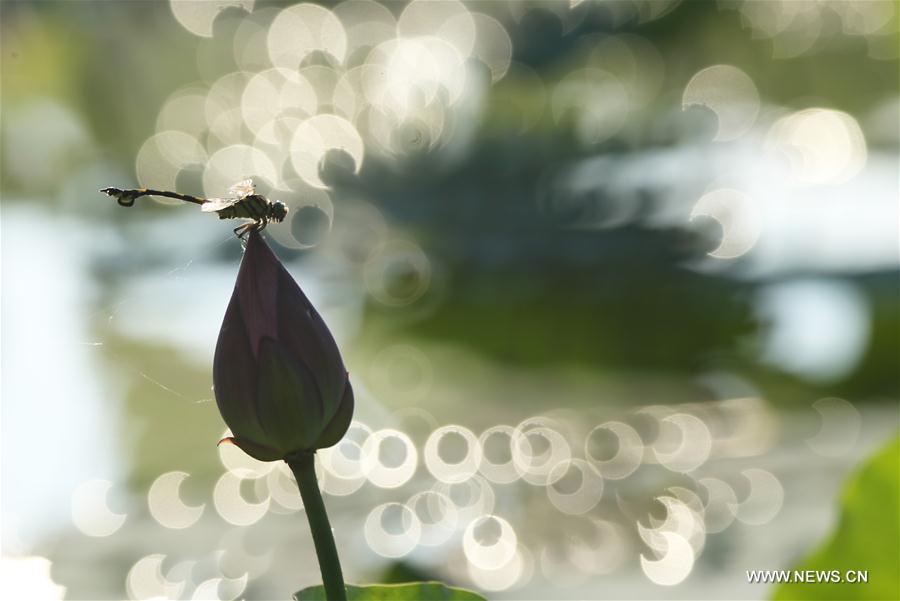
{"left": 287, "top": 452, "right": 347, "bottom": 601}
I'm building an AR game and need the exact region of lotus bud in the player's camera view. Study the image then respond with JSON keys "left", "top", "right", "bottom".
{"left": 213, "top": 230, "right": 353, "bottom": 461}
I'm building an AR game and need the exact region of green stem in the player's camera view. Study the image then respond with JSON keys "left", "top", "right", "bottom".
{"left": 287, "top": 452, "right": 347, "bottom": 601}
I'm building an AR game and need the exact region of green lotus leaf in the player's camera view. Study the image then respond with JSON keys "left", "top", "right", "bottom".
{"left": 773, "top": 434, "right": 899, "bottom": 601}
{"left": 294, "top": 581, "right": 487, "bottom": 601}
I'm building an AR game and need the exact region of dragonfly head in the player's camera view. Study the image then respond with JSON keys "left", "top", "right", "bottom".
{"left": 271, "top": 201, "right": 288, "bottom": 223}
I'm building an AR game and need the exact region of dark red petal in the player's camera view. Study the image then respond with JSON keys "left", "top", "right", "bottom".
{"left": 275, "top": 262, "right": 347, "bottom": 421}
{"left": 213, "top": 289, "right": 268, "bottom": 444}
{"left": 218, "top": 436, "right": 283, "bottom": 462}
{"left": 237, "top": 230, "right": 279, "bottom": 359}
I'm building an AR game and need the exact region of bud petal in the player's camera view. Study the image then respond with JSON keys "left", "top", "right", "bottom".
{"left": 213, "top": 294, "right": 269, "bottom": 447}
{"left": 276, "top": 261, "right": 348, "bottom": 424}
{"left": 236, "top": 227, "right": 279, "bottom": 358}
{"left": 256, "top": 336, "right": 324, "bottom": 452}
{"left": 314, "top": 378, "right": 354, "bottom": 449}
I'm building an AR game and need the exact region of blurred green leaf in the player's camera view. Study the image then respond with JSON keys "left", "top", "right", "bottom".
{"left": 295, "top": 582, "right": 486, "bottom": 601}
{"left": 773, "top": 434, "right": 900, "bottom": 601}
{"left": 378, "top": 561, "right": 441, "bottom": 584}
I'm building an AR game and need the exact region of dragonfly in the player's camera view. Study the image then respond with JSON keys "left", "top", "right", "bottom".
{"left": 100, "top": 179, "right": 288, "bottom": 237}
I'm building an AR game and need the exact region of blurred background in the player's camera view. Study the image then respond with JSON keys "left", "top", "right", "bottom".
{"left": 1, "top": 1, "right": 898, "bottom": 599}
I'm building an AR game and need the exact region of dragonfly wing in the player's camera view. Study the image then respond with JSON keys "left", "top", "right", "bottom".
{"left": 228, "top": 179, "right": 255, "bottom": 199}
{"left": 201, "top": 197, "right": 240, "bottom": 212}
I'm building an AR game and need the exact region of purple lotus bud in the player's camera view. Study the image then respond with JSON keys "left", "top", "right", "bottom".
{"left": 213, "top": 231, "right": 353, "bottom": 461}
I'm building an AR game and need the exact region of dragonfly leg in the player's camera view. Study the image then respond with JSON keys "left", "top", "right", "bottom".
{"left": 234, "top": 222, "right": 252, "bottom": 238}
